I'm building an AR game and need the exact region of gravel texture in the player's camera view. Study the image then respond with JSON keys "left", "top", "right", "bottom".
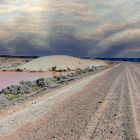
{"left": 0, "top": 63, "right": 140, "bottom": 140}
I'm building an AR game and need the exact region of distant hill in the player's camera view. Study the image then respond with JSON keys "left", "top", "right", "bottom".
{"left": 18, "top": 55, "right": 107, "bottom": 71}
{"left": 96, "top": 58, "right": 140, "bottom": 62}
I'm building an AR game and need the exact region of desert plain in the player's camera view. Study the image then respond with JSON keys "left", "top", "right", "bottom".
{"left": 0, "top": 55, "right": 140, "bottom": 140}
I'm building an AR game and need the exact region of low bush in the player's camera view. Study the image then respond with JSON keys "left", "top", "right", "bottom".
{"left": 15, "top": 68, "right": 23, "bottom": 72}
{"left": 51, "top": 66, "right": 57, "bottom": 71}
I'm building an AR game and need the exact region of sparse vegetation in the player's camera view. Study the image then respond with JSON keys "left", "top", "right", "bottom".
{"left": 67, "top": 67, "right": 71, "bottom": 71}
{"left": 31, "top": 70, "right": 36, "bottom": 72}
{"left": 51, "top": 66, "right": 57, "bottom": 71}
{"left": 56, "top": 69, "right": 63, "bottom": 72}
{"left": 1, "top": 66, "right": 101, "bottom": 100}
{"left": 15, "top": 68, "right": 23, "bottom": 72}
{"left": 5, "top": 93, "right": 19, "bottom": 100}
{"left": 49, "top": 66, "right": 68, "bottom": 72}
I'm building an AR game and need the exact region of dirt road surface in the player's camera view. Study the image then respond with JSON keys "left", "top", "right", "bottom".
{"left": 0, "top": 63, "right": 140, "bottom": 140}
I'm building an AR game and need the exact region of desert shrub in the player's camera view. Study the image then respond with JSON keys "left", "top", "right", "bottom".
{"left": 31, "top": 70, "right": 36, "bottom": 72}
{"left": 2, "top": 85, "right": 20, "bottom": 95}
{"left": 57, "top": 69, "right": 63, "bottom": 72}
{"left": 67, "top": 67, "right": 71, "bottom": 71}
{"left": 25, "top": 60, "right": 30, "bottom": 62}
{"left": 2, "top": 81, "right": 36, "bottom": 98}
{"left": 53, "top": 75, "right": 66, "bottom": 82}
{"left": 51, "top": 66, "right": 57, "bottom": 71}
{"left": 36, "top": 78, "right": 46, "bottom": 87}
{"left": 5, "top": 93, "right": 19, "bottom": 100}
{"left": 36, "top": 78, "right": 56, "bottom": 88}
{"left": 75, "top": 68, "right": 83, "bottom": 74}
{"left": 70, "top": 72, "right": 74, "bottom": 75}
{"left": 91, "top": 66, "right": 96, "bottom": 70}
{"left": 15, "top": 68, "right": 23, "bottom": 72}
{"left": 19, "top": 81, "right": 36, "bottom": 87}
{"left": 53, "top": 76, "right": 60, "bottom": 82}
{"left": 57, "top": 69, "right": 67, "bottom": 72}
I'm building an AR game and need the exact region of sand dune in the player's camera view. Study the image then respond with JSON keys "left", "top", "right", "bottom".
{"left": 18, "top": 55, "right": 107, "bottom": 71}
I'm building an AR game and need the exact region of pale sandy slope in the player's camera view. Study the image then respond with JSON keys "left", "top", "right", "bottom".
{"left": 18, "top": 55, "right": 107, "bottom": 71}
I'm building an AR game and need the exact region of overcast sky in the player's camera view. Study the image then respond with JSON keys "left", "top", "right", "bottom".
{"left": 0, "top": 0, "right": 140, "bottom": 57}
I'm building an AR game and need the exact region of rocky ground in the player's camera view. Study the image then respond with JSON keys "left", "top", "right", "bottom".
{"left": 0, "top": 63, "right": 140, "bottom": 140}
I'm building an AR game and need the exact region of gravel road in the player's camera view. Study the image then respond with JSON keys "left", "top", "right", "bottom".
{"left": 0, "top": 63, "right": 140, "bottom": 140}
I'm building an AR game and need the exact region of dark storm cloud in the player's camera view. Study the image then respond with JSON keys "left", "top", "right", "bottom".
{"left": 49, "top": 34, "right": 93, "bottom": 57}
{"left": 0, "top": 0, "right": 140, "bottom": 57}
{"left": 97, "top": 38, "right": 140, "bottom": 58}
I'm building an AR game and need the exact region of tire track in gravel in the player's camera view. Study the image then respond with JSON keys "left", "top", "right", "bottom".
{"left": 79, "top": 70, "right": 123, "bottom": 140}
{"left": 1, "top": 65, "right": 122, "bottom": 140}
{"left": 85, "top": 65, "right": 137, "bottom": 140}
{"left": 126, "top": 64, "right": 140, "bottom": 139}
